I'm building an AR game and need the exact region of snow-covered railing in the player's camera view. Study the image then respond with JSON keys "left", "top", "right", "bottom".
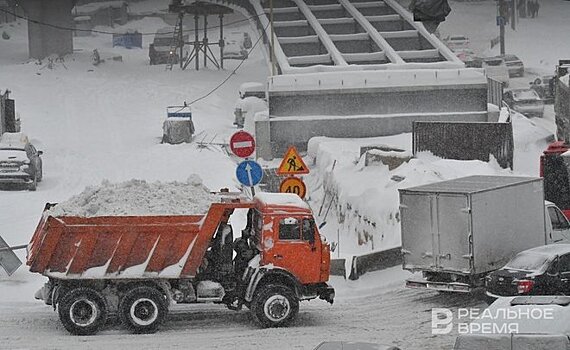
{"left": 292, "top": 0, "right": 348, "bottom": 67}
{"left": 268, "top": 69, "right": 487, "bottom": 92}
{"left": 383, "top": 0, "right": 462, "bottom": 64}
{"left": 339, "top": 0, "right": 404, "bottom": 64}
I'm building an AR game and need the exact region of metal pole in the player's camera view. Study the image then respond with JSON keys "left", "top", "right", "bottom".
{"left": 499, "top": 0, "right": 506, "bottom": 55}
{"left": 0, "top": 244, "right": 27, "bottom": 252}
{"left": 204, "top": 15, "right": 208, "bottom": 68}
{"left": 178, "top": 12, "right": 184, "bottom": 69}
{"left": 270, "top": 0, "right": 276, "bottom": 76}
{"left": 195, "top": 14, "right": 199, "bottom": 71}
{"left": 219, "top": 14, "right": 224, "bottom": 70}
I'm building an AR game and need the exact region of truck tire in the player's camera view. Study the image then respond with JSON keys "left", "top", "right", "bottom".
{"left": 119, "top": 286, "right": 168, "bottom": 334}
{"left": 251, "top": 284, "right": 299, "bottom": 328}
{"left": 57, "top": 287, "right": 108, "bottom": 335}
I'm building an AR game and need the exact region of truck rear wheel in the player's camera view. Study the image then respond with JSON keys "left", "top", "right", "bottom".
{"left": 251, "top": 284, "right": 299, "bottom": 328}
{"left": 58, "top": 287, "right": 108, "bottom": 335}
{"left": 119, "top": 286, "right": 168, "bottom": 334}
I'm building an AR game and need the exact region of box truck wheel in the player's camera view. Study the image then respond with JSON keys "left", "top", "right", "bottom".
{"left": 119, "top": 286, "right": 168, "bottom": 334}
{"left": 57, "top": 287, "right": 108, "bottom": 335}
{"left": 251, "top": 284, "right": 299, "bottom": 328}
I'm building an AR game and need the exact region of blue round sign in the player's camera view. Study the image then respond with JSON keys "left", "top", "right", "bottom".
{"left": 236, "top": 160, "right": 263, "bottom": 187}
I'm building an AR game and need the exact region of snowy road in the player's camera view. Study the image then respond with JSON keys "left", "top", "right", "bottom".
{"left": 0, "top": 269, "right": 485, "bottom": 350}
{"left": 0, "top": 1, "right": 569, "bottom": 349}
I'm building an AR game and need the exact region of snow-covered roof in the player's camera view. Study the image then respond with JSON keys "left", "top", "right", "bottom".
{"left": 517, "top": 243, "right": 570, "bottom": 257}
{"left": 0, "top": 132, "right": 29, "bottom": 148}
{"left": 400, "top": 175, "right": 541, "bottom": 194}
{"left": 255, "top": 193, "right": 310, "bottom": 210}
{"left": 269, "top": 69, "right": 486, "bottom": 93}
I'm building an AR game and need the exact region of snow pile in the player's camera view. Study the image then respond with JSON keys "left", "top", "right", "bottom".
{"left": 47, "top": 175, "right": 216, "bottom": 217}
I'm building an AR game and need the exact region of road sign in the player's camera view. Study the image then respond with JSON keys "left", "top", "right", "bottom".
{"left": 276, "top": 146, "right": 309, "bottom": 175}
{"left": 279, "top": 176, "right": 307, "bottom": 199}
{"left": 230, "top": 131, "right": 255, "bottom": 158}
{"left": 236, "top": 160, "right": 263, "bottom": 187}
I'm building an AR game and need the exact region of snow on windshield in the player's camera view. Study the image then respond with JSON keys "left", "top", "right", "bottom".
{"left": 505, "top": 252, "right": 550, "bottom": 271}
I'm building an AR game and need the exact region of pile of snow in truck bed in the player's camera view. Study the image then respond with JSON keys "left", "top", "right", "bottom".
{"left": 47, "top": 175, "right": 216, "bottom": 217}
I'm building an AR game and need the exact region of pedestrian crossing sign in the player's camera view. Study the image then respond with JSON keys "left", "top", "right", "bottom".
{"left": 276, "top": 146, "right": 309, "bottom": 175}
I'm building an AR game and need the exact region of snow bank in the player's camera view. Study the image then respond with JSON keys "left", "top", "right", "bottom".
{"left": 47, "top": 175, "right": 216, "bottom": 217}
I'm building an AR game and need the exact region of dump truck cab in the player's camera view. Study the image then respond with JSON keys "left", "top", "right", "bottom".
{"left": 27, "top": 192, "right": 333, "bottom": 335}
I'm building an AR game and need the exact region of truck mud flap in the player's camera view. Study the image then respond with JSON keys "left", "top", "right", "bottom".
{"left": 406, "top": 278, "right": 472, "bottom": 293}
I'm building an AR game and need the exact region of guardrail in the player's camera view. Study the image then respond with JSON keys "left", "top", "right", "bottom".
{"left": 330, "top": 246, "right": 402, "bottom": 280}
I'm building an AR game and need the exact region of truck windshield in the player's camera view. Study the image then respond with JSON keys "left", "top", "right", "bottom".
{"left": 505, "top": 252, "right": 550, "bottom": 272}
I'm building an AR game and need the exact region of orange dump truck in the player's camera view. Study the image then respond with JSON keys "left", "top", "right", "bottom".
{"left": 27, "top": 192, "right": 334, "bottom": 335}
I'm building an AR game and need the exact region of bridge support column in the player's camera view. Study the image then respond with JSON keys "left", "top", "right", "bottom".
{"left": 21, "top": 0, "right": 75, "bottom": 59}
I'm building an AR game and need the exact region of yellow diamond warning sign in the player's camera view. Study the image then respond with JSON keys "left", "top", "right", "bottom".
{"left": 277, "top": 146, "right": 309, "bottom": 175}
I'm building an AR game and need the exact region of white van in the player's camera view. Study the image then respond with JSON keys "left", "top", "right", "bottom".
{"left": 483, "top": 57, "right": 510, "bottom": 87}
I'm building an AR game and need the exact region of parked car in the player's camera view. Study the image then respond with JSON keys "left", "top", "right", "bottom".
{"left": 455, "top": 296, "right": 570, "bottom": 349}
{"left": 149, "top": 27, "right": 188, "bottom": 65}
{"left": 502, "top": 54, "right": 525, "bottom": 77}
{"left": 503, "top": 88, "right": 545, "bottom": 117}
{"left": 486, "top": 244, "right": 570, "bottom": 298}
{"left": 0, "top": 132, "right": 43, "bottom": 191}
{"left": 482, "top": 57, "right": 510, "bottom": 87}
{"left": 444, "top": 35, "right": 470, "bottom": 50}
{"left": 313, "top": 342, "right": 401, "bottom": 350}
{"left": 223, "top": 39, "right": 249, "bottom": 60}
{"left": 453, "top": 48, "right": 475, "bottom": 64}
{"left": 227, "top": 31, "right": 252, "bottom": 49}
{"left": 530, "top": 75, "right": 555, "bottom": 103}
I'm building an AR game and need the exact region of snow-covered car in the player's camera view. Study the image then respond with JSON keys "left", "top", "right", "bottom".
{"left": 502, "top": 54, "right": 525, "bottom": 77}
{"left": 0, "top": 132, "right": 43, "bottom": 191}
{"left": 227, "top": 31, "right": 252, "bottom": 49}
{"left": 486, "top": 244, "right": 570, "bottom": 298}
{"left": 483, "top": 57, "right": 510, "bottom": 87}
{"left": 503, "top": 89, "right": 545, "bottom": 118}
{"left": 530, "top": 75, "right": 555, "bottom": 103}
{"left": 454, "top": 296, "right": 570, "bottom": 349}
{"left": 444, "top": 35, "right": 470, "bottom": 50}
{"left": 223, "top": 40, "right": 249, "bottom": 60}
{"left": 313, "top": 341, "right": 401, "bottom": 350}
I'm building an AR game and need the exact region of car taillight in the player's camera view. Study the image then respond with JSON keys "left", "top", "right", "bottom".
{"left": 517, "top": 279, "right": 534, "bottom": 294}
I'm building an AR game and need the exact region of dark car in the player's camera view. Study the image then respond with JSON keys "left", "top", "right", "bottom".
{"left": 149, "top": 27, "right": 189, "bottom": 65}
{"left": 503, "top": 88, "right": 544, "bottom": 117}
{"left": 0, "top": 133, "right": 43, "bottom": 191}
{"left": 486, "top": 244, "right": 570, "bottom": 298}
{"left": 502, "top": 54, "right": 525, "bottom": 77}
{"left": 530, "top": 75, "right": 555, "bottom": 104}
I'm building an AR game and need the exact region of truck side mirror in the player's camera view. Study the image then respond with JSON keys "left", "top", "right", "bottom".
{"left": 308, "top": 221, "right": 316, "bottom": 246}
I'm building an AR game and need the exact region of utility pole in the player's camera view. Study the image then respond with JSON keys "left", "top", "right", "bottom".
{"left": 498, "top": 0, "right": 506, "bottom": 55}
{"left": 270, "top": 0, "right": 276, "bottom": 76}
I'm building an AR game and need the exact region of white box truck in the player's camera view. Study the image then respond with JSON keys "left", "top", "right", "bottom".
{"left": 400, "top": 175, "right": 570, "bottom": 293}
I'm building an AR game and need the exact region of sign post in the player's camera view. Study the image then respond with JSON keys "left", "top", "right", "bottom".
{"left": 229, "top": 131, "right": 255, "bottom": 158}
{"left": 230, "top": 131, "right": 259, "bottom": 196}
{"left": 276, "top": 146, "right": 310, "bottom": 199}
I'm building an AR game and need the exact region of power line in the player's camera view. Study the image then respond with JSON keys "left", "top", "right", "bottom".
{"left": 0, "top": 7, "right": 265, "bottom": 36}
{"left": 187, "top": 21, "right": 270, "bottom": 106}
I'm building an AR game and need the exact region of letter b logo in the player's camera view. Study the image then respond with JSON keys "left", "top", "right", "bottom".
{"left": 432, "top": 308, "right": 453, "bottom": 335}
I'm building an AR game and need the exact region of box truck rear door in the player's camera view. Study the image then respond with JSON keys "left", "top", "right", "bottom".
{"left": 436, "top": 195, "right": 471, "bottom": 272}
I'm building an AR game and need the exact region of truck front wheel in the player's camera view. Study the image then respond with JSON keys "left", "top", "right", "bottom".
{"left": 119, "top": 286, "right": 168, "bottom": 334}
{"left": 58, "top": 287, "right": 108, "bottom": 335}
{"left": 251, "top": 284, "right": 299, "bottom": 328}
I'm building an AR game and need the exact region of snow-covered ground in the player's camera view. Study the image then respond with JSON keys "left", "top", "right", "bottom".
{"left": 0, "top": 1, "right": 569, "bottom": 349}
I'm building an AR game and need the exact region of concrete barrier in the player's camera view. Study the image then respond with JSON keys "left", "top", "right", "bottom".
{"left": 330, "top": 246, "right": 402, "bottom": 280}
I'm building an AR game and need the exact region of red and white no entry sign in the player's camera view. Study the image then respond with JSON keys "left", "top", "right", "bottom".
{"left": 230, "top": 131, "right": 255, "bottom": 158}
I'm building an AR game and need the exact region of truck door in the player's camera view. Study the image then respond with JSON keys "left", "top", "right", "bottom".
{"left": 547, "top": 205, "right": 570, "bottom": 243}
{"left": 435, "top": 195, "right": 471, "bottom": 272}
{"left": 266, "top": 216, "right": 321, "bottom": 284}
{"left": 401, "top": 193, "right": 437, "bottom": 270}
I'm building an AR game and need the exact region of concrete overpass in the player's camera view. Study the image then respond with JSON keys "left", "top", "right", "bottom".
{"left": 173, "top": 0, "right": 488, "bottom": 159}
